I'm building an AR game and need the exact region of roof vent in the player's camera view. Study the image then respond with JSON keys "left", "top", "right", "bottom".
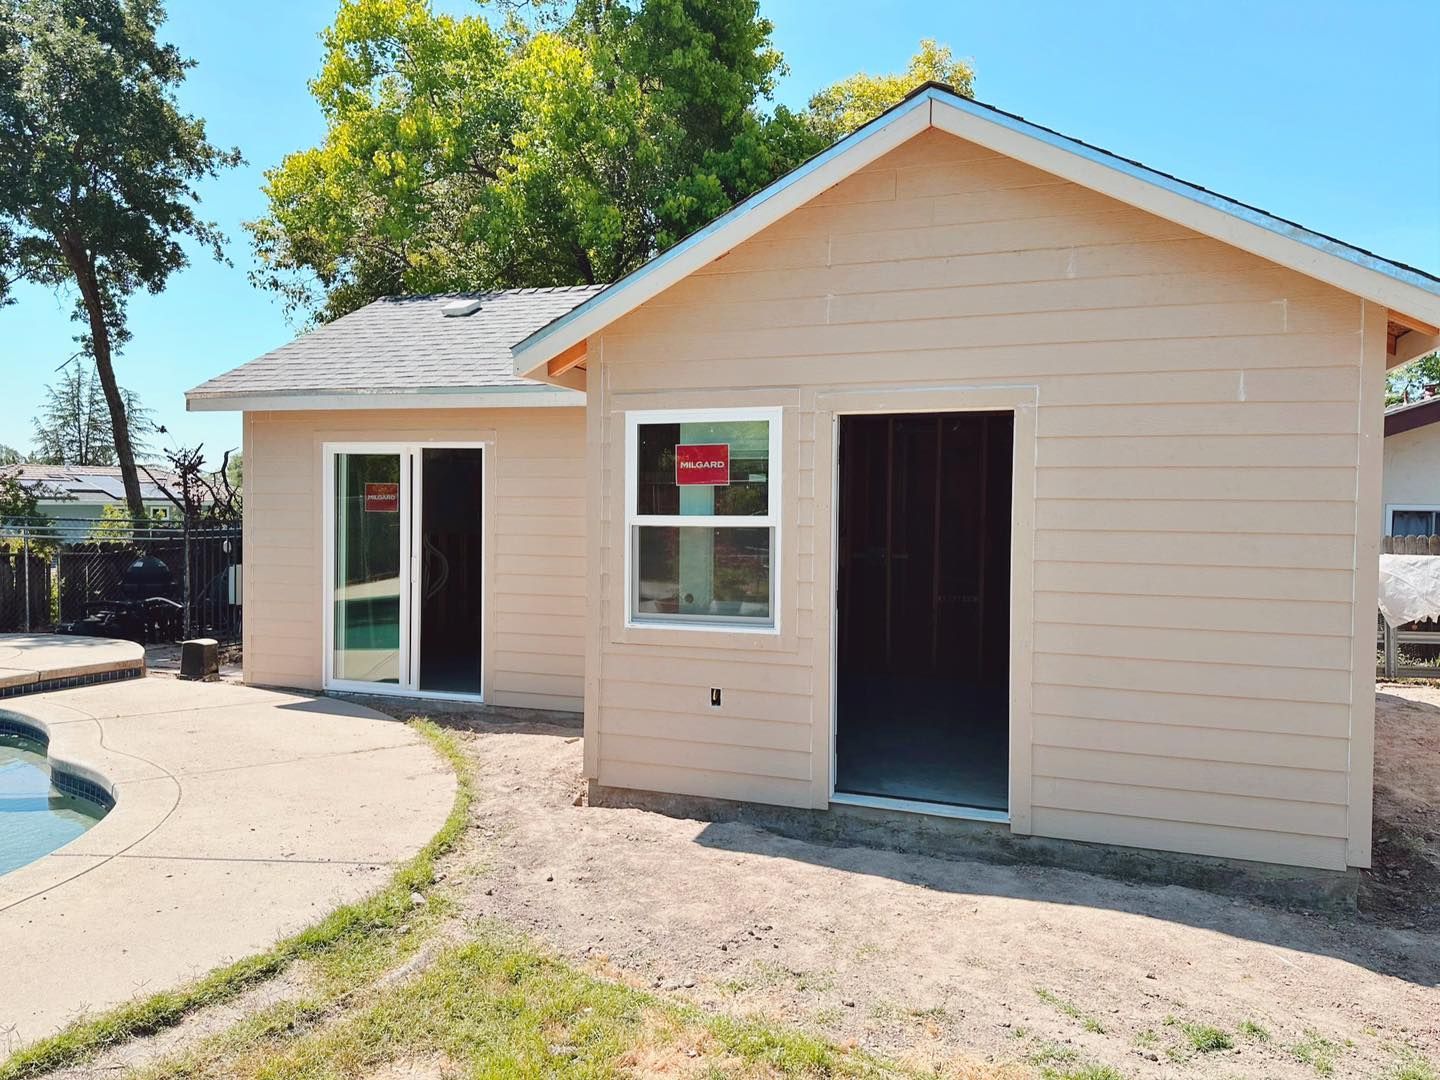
{"left": 441, "top": 298, "right": 484, "bottom": 318}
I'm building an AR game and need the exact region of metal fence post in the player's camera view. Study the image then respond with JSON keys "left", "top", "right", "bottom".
{"left": 1384, "top": 619, "right": 1398, "bottom": 679}
{"left": 21, "top": 529, "right": 30, "bottom": 632}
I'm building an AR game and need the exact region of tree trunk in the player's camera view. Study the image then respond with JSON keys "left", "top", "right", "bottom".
{"left": 59, "top": 236, "right": 145, "bottom": 518}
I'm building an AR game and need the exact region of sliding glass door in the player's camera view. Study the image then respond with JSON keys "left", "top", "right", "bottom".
{"left": 333, "top": 452, "right": 407, "bottom": 685}
{"left": 327, "top": 445, "right": 484, "bottom": 698}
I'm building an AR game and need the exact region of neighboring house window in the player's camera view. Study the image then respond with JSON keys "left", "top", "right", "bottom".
{"left": 1389, "top": 506, "right": 1440, "bottom": 537}
{"left": 626, "top": 408, "right": 781, "bottom": 630}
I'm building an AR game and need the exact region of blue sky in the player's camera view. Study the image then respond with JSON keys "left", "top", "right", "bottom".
{"left": 3, "top": 0, "right": 1437, "bottom": 459}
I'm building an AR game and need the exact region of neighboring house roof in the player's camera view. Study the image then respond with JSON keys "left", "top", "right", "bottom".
{"left": 7, "top": 464, "right": 185, "bottom": 506}
{"left": 513, "top": 82, "right": 1440, "bottom": 379}
{"left": 1385, "top": 396, "right": 1440, "bottom": 437}
{"left": 187, "top": 286, "right": 605, "bottom": 412}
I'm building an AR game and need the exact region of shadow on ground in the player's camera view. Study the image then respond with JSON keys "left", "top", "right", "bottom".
{"left": 370, "top": 693, "right": 1440, "bottom": 992}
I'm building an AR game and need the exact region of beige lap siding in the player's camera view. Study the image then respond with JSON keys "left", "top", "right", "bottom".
{"left": 587, "top": 128, "right": 1384, "bottom": 870}
{"left": 241, "top": 407, "right": 586, "bottom": 711}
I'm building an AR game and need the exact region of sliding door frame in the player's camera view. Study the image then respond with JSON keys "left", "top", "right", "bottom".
{"left": 322, "top": 441, "right": 490, "bottom": 702}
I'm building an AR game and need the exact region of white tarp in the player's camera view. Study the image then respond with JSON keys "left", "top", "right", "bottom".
{"left": 1378, "top": 554, "right": 1440, "bottom": 627}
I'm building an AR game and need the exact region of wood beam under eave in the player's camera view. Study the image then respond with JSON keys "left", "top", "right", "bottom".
{"left": 1389, "top": 310, "right": 1440, "bottom": 337}
{"left": 547, "top": 341, "right": 587, "bottom": 378}
{"left": 1389, "top": 327, "right": 1440, "bottom": 369}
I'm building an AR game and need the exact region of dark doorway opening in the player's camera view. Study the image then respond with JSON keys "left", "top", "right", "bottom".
{"left": 835, "top": 411, "right": 1013, "bottom": 811}
{"left": 418, "top": 448, "right": 484, "bottom": 695}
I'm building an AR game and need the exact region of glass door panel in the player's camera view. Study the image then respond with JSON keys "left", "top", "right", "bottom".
{"left": 333, "top": 453, "right": 405, "bottom": 684}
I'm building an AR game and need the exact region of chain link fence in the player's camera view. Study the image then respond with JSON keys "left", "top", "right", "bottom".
{"left": 0, "top": 518, "right": 241, "bottom": 644}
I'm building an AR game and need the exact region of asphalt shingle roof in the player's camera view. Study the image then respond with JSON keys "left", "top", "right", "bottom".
{"left": 187, "top": 286, "right": 606, "bottom": 400}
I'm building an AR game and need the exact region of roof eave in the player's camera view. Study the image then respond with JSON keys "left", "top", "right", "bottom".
{"left": 1385, "top": 396, "right": 1440, "bottom": 436}
{"left": 185, "top": 383, "right": 585, "bottom": 413}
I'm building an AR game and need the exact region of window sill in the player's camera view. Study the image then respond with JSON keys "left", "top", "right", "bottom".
{"left": 611, "top": 619, "right": 799, "bottom": 653}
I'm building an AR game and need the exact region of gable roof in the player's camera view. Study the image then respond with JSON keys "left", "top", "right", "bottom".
{"left": 187, "top": 286, "right": 604, "bottom": 412}
{"left": 513, "top": 82, "right": 1440, "bottom": 379}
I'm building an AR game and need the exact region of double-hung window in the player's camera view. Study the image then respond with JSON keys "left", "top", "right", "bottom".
{"left": 626, "top": 408, "right": 781, "bottom": 630}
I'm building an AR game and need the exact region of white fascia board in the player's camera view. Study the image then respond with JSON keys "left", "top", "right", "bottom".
{"left": 510, "top": 91, "right": 934, "bottom": 379}
{"left": 185, "top": 385, "right": 585, "bottom": 413}
{"left": 927, "top": 96, "right": 1440, "bottom": 326}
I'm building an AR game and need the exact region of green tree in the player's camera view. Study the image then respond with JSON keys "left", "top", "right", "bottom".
{"left": 31, "top": 364, "right": 155, "bottom": 466}
{"left": 0, "top": 471, "right": 42, "bottom": 524}
{"left": 225, "top": 451, "right": 243, "bottom": 496}
{"left": 251, "top": 0, "right": 805, "bottom": 322}
{"left": 1387, "top": 352, "right": 1440, "bottom": 406}
{"left": 250, "top": 0, "right": 963, "bottom": 325}
{"left": 0, "top": 0, "right": 242, "bottom": 518}
{"left": 805, "top": 39, "right": 975, "bottom": 142}
{"left": 0, "top": 445, "right": 22, "bottom": 465}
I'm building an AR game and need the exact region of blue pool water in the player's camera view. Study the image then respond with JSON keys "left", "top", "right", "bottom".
{"left": 0, "top": 732, "right": 108, "bottom": 875}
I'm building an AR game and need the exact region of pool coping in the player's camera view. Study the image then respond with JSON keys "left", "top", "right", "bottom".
{"left": 0, "top": 634, "right": 146, "bottom": 699}
{"left": 0, "top": 676, "right": 456, "bottom": 1048}
{"left": 0, "top": 694, "right": 177, "bottom": 905}
{"left": 0, "top": 713, "right": 116, "bottom": 811}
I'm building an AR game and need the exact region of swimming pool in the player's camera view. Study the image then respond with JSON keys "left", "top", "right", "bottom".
{"left": 0, "top": 727, "right": 110, "bottom": 875}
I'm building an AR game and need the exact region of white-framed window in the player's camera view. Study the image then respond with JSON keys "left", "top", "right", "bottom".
{"left": 625, "top": 407, "right": 782, "bottom": 631}
{"left": 1387, "top": 505, "right": 1440, "bottom": 537}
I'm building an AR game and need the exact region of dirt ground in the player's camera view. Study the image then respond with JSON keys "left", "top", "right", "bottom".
{"left": 1369, "top": 683, "right": 1440, "bottom": 932}
{"left": 422, "top": 686, "right": 1440, "bottom": 1080}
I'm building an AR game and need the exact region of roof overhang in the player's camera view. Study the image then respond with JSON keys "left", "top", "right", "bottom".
{"left": 186, "top": 384, "right": 584, "bottom": 413}
{"left": 512, "top": 83, "right": 1440, "bottom": 381}
{"left": 1387, "top": 325, "right": 1440, "bottom": 370}
{"left": 1386, "top": 396, "right": 1440, "bottom": 437}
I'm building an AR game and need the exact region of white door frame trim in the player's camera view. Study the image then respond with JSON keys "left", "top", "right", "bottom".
{"left": 322, "top": 440, "right": 491, "bottom": 702}
{"left": 814, "top": 384, "right": 1039, "bottom": 830}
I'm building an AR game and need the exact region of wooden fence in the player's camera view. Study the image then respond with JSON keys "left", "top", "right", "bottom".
{"left": 0, "top": 550, "right": 51, "bottom": 633}
{"left": 1384, "top": 534, "right": 1440, "bottom": 555}
{"left": 1380, "top": 535, "right": 1440, "bottom": 679}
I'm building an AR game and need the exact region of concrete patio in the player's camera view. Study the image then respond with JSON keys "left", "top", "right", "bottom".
{"left": 0, "top": 633, "right": 144, "bottom": 697}
{"left": 0, "top": 657, "right": 454, "bottom": 1050}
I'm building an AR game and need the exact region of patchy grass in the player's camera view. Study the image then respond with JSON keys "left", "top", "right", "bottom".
{"left": 1179, "top": 1022, "right": 1233, "bottom": 1054}
{"left": 1293, "top": 1029, "right": 1344, "bottom": 1076}
{"left": 908, "top": 1005, "right": 951, "bottom": 1023}
{"left": 1042, "top": 1067, "right": 1123, "bottom": 1080}
{"left": 1238, "top": 1019, "right": 1271, "bottom": 1042}
{"left": 0, "top": 719, "right": 473, "bottom": 1080}
{"left": 1027, "top": 1041, "right": 1077, "bottom": 1065}
{"left": 1388, "top": 1050, "right": 1439, "bottom": 1080}
{"left": 1033, "top": 987, "right": 1105, "bottom": 1034}
{"left": 129, "top": 930, "right": 932, "bottom": 1080}
{"left": 720, "top": 960, "right": 835, "bottom": 996}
